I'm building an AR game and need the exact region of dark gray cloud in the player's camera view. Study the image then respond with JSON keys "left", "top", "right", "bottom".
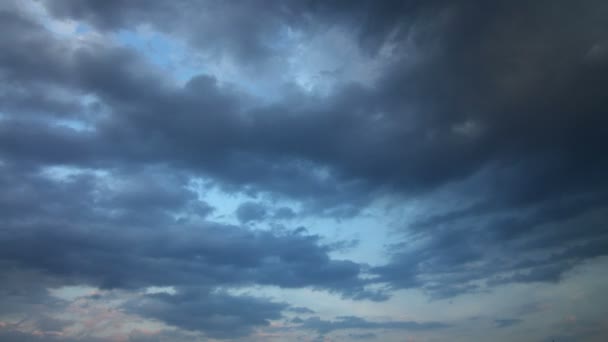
{"left": 0, "top": 326, "right": 194, "bottom": 342}
{"left": 1, "top": 0, "right": 608, "bottom": 340}
{"left": 235, "top": 201, "right": 267, "bottom": 223}
{"left": 372, "top": 198, "right": 608, "bottom": 297}
{"left": 10, "top": 0, "right": 603, "bottom": 220}
{"left": 0, "top": 328, "right": 188, "bottom": 342}
{"left": 0, "top": 163, "right": 379, "bottom": 300}
{"left": 44, "top": 0, "right": 312, "bottom": 64}
{"left": 273, "top": 206, "right": 297, "bottom": 220}
{"left": 0, "top": 330, "right": 104, "bottom": 342}
{"left": 296, "top": 315, "right": 449, "bottom": 335}
{"left": 0, "top": 161, "right": 381, "bottom": 338}
{"left": 124, "top": 288, "right": 286, "bottom": 339}
{"left": 0, "top": 9, "right": 373, "bottom": 214}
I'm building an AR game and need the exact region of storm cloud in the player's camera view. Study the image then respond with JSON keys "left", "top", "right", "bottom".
{"left": 1, "top": 0, "right": 607, "bottom": 341}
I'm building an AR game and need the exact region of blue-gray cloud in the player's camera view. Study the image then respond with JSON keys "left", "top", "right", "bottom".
{"left": 297, "top": 315, "right": 449, "bottom": 335}
{"left": 1, "top": 0, "right": 608, "bottom": 340}
{"left": 124, "top": 288, "right": 287, "bottom": 339}
{"left": 494, "top": 319, "right": 523, "bottom": 328}
{"left": 235, "top": 201, "right": 267, "bottom": 223}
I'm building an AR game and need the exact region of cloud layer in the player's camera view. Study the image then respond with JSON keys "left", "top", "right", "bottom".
{"left": 1, "top": 0, "right": 607, "bottom": 341}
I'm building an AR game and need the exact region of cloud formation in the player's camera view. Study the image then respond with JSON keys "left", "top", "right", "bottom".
{"left": 1, "top": 0, "right": 607, "bottom": 340}
{"left": 297, "top": 315, "right": 449, "bottom": 335}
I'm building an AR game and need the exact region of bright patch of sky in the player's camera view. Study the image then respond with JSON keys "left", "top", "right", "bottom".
{"left": 145, "top": 286, "right": 177, "bottom": 295}
{"left": 288, "top": 27, "right": 397, "bottom": 93}
{"left": 10, "top": 0, "right": 96, "bottom": 43}
{"left": 189, "top": 176, "right": 394, "bottom": 266}
{"left": 49, "top": 286, "right": 96, "bottom": 301}
{"left": 53, "top": 118, "right": 96, "bottom": 132}
{"left": 41, "top": 165, "right": 109, "bottom": 183}
{"left": 114, "top": 28, "right": 200, "bottom": 84}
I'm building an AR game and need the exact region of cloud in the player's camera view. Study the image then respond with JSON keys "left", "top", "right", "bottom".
{"left": 273, "top": 206, "right": 297, "bottom": 220}
{"left": 1, "top": 1, "right": 608, "bottom": 340}
{"left": 124, "top": 288, "right": 286, "bottom": 339}
{"left": 372, "top": 198, "right": 608, "bottom": 297}
{"left": 44, "top": 0, "right": 311, "bottom": 64}
{"left": 348, "top": 332, "right": 377, "bottom": 340}
{"left": 235, "top": 201, "right": 267, "bottom": 224}
{"left": 0, "top": 329, "right": 103, "bottom": 342}
{"left": 494, "top": 319, "right": 522, "bottom": 328}
{"left": 296, "top": 315, "right": 449, "bottom": 335}
{"left": 0, "top": 163, "right": 381, "bottom": 300}
{"left": 5, "top": 0, "right": 604, "bottom": 221}
{"left": 287, "top": 307, "right": 316, "bottom": 315}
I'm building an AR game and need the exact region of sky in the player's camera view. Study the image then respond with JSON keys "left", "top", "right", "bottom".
{"left": 0, "top": 1, "right": 607, "bottom": 341}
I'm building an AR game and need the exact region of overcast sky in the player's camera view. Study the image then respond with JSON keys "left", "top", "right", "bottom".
{"left": 1, "top": 1, "right": 608, "bottom": 341}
